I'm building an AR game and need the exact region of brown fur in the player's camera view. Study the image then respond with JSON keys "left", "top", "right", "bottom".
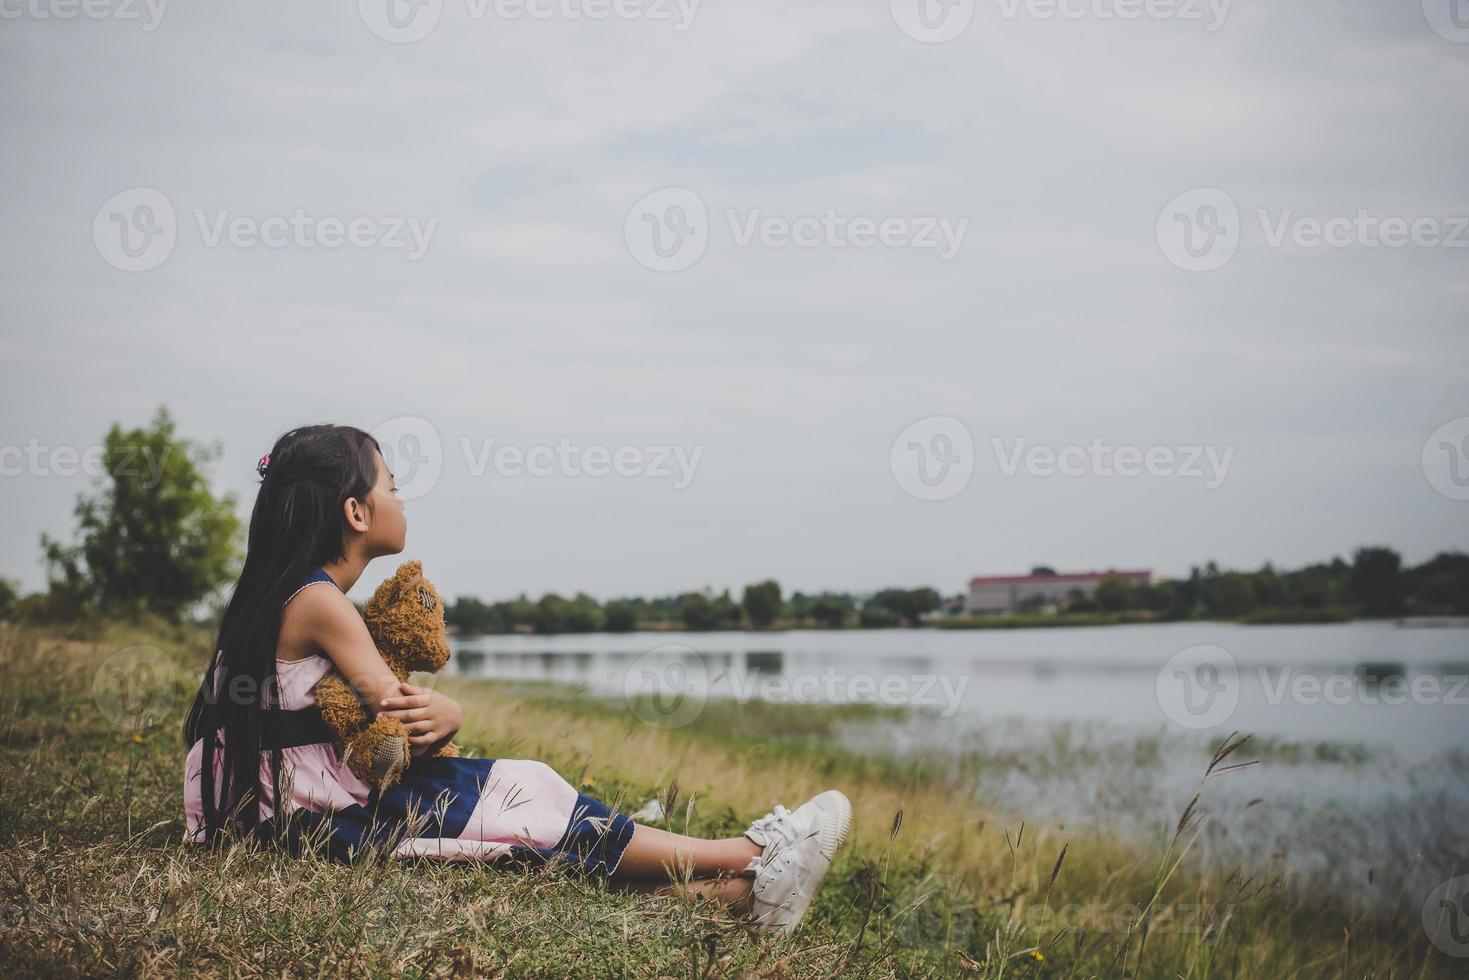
{"left": 313, "top": 560, "right": 460, "bottom": 791}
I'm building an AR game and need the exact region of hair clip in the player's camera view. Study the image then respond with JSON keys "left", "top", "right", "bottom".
{"left": 257, "top": 453, "right": 271, "bottom": 478}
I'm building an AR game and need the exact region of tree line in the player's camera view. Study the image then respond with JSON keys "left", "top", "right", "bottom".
{"left": 4, "top": 408, "right": 1465, "bottom": 633}
{"left": 441, "top": 585, "right": 944, "bottom": 635}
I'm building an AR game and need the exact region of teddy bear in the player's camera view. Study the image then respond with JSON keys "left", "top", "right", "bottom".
{"left": 313, "top": 559, "right": 460, "bottom": 791}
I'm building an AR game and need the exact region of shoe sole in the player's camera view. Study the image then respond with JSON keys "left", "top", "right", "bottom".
{"left": 813, "top": 790, "right": 852, "bottom": 860}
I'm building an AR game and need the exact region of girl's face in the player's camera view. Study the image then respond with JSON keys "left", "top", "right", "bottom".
{"left": 361, "top": 448, "right": 407, "bottom": 557}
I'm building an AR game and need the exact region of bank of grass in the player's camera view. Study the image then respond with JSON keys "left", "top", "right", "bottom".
{"left": 0, "top": 619, "right": 1454, "bottom": 978}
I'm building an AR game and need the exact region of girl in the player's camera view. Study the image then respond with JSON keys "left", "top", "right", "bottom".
{"left": 181, "top": 424, "right": 852, "bottom": 933}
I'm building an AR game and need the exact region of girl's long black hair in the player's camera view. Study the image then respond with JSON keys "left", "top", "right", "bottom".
{"left": 182, "top": 424, "right": 381, "bottom": 845}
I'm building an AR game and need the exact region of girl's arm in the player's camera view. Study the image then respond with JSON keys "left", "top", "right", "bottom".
{"left": 300, "top": 586, "right": 463, "bottom": 754}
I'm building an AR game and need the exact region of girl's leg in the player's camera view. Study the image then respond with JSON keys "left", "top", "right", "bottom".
{"left": 613, "top": 873, "right": 754, "bottom": 914}
{"left": 612, "top": 822, "right": 762, "bottom": 882}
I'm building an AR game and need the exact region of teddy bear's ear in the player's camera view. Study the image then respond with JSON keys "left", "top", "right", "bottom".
{"left": 391, "top": 560, "right": 423, "bottom": 596}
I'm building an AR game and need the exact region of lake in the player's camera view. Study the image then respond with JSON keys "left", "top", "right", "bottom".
{"left": 449, "top": 620, "right": 1469, "bottom": 916}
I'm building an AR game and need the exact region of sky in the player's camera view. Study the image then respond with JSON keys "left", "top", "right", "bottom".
{"left": 1, "top": 0, "right": 1466, "bottom": 603}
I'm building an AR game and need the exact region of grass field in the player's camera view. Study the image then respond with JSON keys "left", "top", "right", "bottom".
{"left": 0, "top": 618, "right": 1456, "bottom": 978}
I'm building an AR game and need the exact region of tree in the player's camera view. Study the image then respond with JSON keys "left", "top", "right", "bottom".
{"left": 1408, "top": 551, "right": 1469, "bottom": 615}
{"left": 535, "top": 593, "right": 568, "bottom": 634}
{"left": 1211, "top": 573, "right": 1258, "bottom": 618}
{"left": 1350, "top": 546, "right": 1405, "bottom": 617}
{"left": 564, "top": 593, "right": 603, "bottom": 632}
{"left": 898, "top": 587, "right": 941, "bottom": 625}
{"left": 0, "top": 578, "right": 16, "bottom": 620}
{"left": 1095, "top": 576, "right": 1134, "bottom": 613}
{"left": 859, "top": 603, "right": 899, "bottom": 628}
{"left": 710, "top": 590, "right": 742, "bottom": 629}
{"left": 741, "top": 580, "right": 783, "bottom": 629}
{"left": 40, "top": 406, "right": 241, "bottom": 620}
{"left": 679, "top": 592, "right": 714, "bottom": 630}
{"left": 810, "top": 594, "right": 849, "bottom": 628}
{"left": 603, "top": 600, "right": 637, "bottom": 632}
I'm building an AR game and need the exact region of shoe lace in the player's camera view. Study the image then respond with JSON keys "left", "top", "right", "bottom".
{"left": 750, "top": 805, "right": 802, "bottom": 847}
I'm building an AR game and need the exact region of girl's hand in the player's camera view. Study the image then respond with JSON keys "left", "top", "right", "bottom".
{"left": 379, "top": 681, "right": 462, "bottom": 757}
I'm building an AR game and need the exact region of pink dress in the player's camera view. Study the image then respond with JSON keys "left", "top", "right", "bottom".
{"left": 183, "top": 568, "right": 634, "bottom": 873}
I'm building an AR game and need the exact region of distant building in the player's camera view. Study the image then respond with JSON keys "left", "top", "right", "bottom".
{"left": 966, "top": 569, "right": 1152, "bottom": 615}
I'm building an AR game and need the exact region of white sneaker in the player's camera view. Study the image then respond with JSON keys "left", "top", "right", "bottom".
{"left": 742, "top": 790, "right": 853, "bottom": 933}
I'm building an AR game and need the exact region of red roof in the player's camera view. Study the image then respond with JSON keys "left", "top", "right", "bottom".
{"left": 968, "top": 570, "right": 1152, "bottom": 587}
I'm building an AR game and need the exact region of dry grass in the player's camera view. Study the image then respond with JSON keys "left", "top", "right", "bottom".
{"left": 0, "top": 619, "right": 1455, "bottom": 978}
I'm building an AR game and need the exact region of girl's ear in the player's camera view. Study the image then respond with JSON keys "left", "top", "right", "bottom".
{"left": 343, "top": 495, "right": 370, "bottom": 533}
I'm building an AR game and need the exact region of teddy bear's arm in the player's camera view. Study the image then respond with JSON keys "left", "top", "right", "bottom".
{"left": 313, "top": 670, "right": 372, "bottom": 739}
